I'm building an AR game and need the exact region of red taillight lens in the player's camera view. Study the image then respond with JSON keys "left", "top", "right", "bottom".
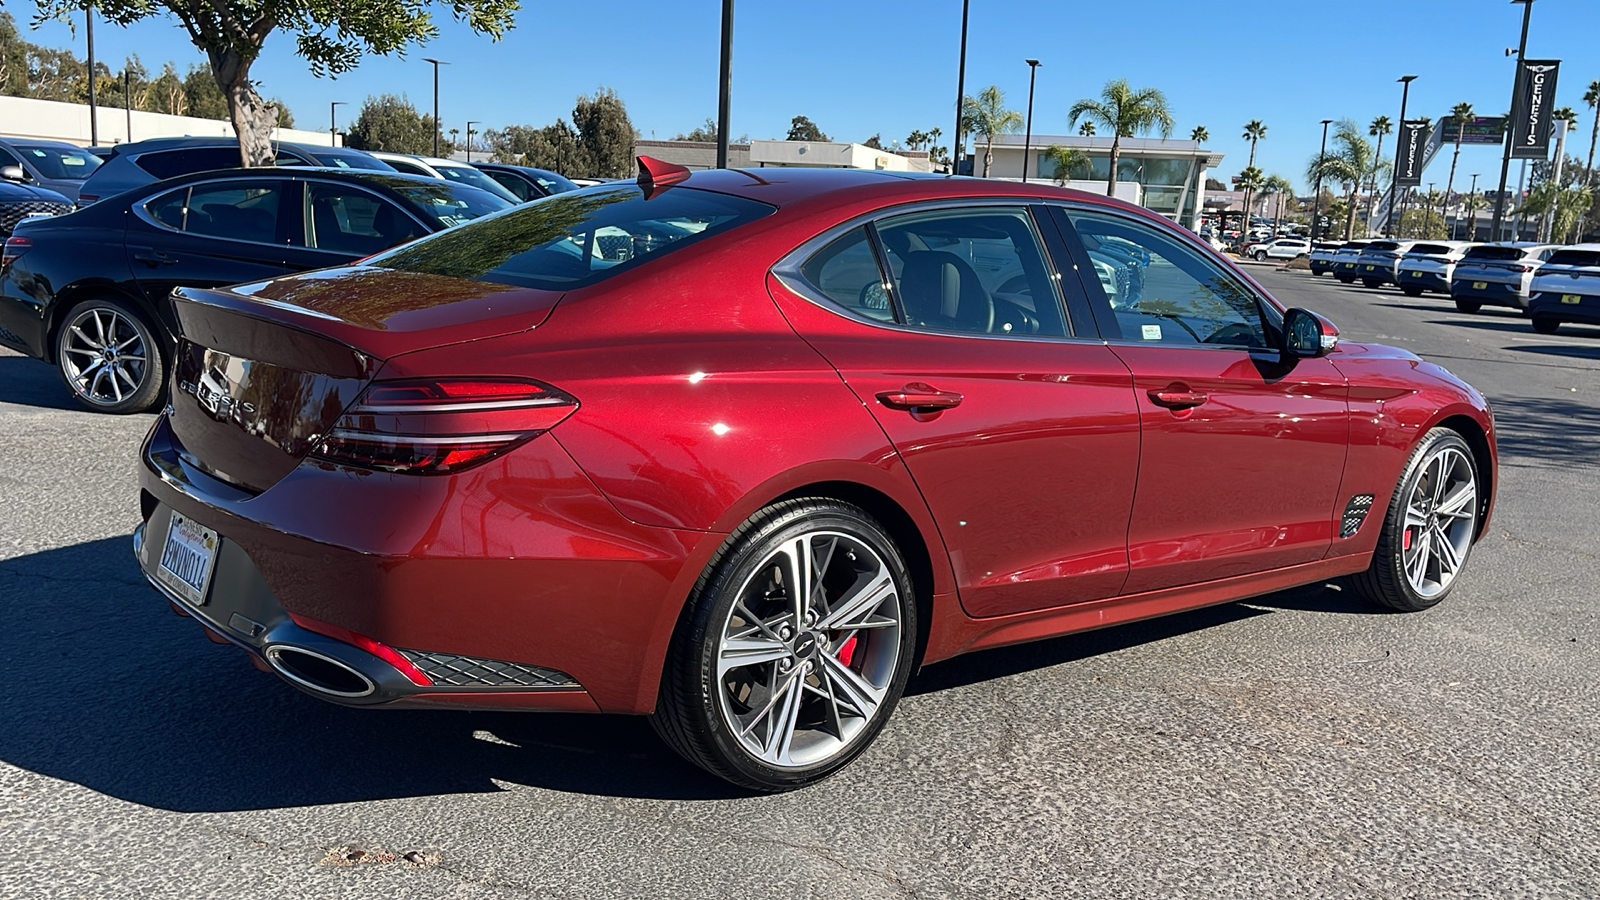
{"left": 311, "top": 377, "right": 577, "bottom": 475}
{"left": 1, "top": 236, "right": 31, "bottom": 270}
{"left": 76, "top": 194, "right": 98, "bottom": 205}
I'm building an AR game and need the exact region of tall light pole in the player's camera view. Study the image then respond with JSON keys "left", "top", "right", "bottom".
{"left": 1466, "top": 172, "right": 1481, "bottom": 239}
{"left": 422, "top": 58, "right": 448, "bottom": 157}
{"left": 124, "top": 68, "right": 132, "bottom": 143}
{"left": 465, "top": 121, "right": 480, "bottom": 162}
{"left": 85, "top": 5, "right": 98, "bottom": 146}
{"left": 1021, "top": 59, "right": 1041, "bottom": 183}
{"left": 1312, "top": 118, "right": 1332, "bottom": 241}
{"left": 1492, "top": 0, "right": 1536, "bottom": 238}
{"left": 329, "top": 101, "right": 345, "bottom": 147}
{"left": 1385, "top": 75, "right": 1418, "bottom": 238}
{"left": 952, "top": 0, "right": 970, "bottom": 174}
{"left": 716, "top": 0, "right": 734, "bottom": 168}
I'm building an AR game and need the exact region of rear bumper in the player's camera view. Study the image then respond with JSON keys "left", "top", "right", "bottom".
{"left": 137, "top": 413, "right": 718, "bottom": 713}
{"left": 1452, "top": 277, "right": 1528, "bottom": 308}
{"left": 1397, "top": 269, "right": 1449, "bottom": 292}
{"left": 1354, "top": 261, "right": 1396, "bottom": 283}
{"left": 1529, "top": 292, "right": 1600, "bottom": 325}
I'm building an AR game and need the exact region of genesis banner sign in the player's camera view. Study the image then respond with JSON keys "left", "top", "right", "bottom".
{"left": 1510, "top": 59, "right": 1561, "bottom": 159}
{"left": 1394, "top": 119, "right": 1430, "bottom": 187}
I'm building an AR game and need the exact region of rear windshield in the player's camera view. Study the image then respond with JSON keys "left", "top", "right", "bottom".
{"left": 1410, "top": 243, "right": 1453, "bottom": 255}
{"left": 370, "top": 185, "right": 775, "bottom": 290}
{"left": 1465, "top": 245, "right": 1531, "bottom": 261}
{"left": 13, "top": 143, "right": 102, "bottom": 180}
{"left": 1365, "top": 241, "right": 1401, "bottom": 252}
{"left": 434, "top": 165, "right": 520, "bottom": 202}
{"left": 387, "top": 182, "right": 511, "bottom": 228}
{"left": 1546, "top": 250, "right": 1600, "bottom": 267}
{"left": 306, "top": 149, "right": 393, "bottom": 171}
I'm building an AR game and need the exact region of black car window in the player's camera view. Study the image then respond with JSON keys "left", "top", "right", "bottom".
{"left": 369, "top": 185, "right": 773, "bottom": 291}
{"left": 135, "top": 148, "right": 242, "bottom": 179}
{"left": 304, "top": 182, "right": 424, "bottom": 255}
{"left": 799, "top": 227, "right": 895, "bottom": 323}
{"left": 1464, "top": 245, "right": 1531, "bottom": 261}
{"left": 385, "top": 182, "right": 509, "bottom": 228}
{"left": 485, "top": 169, "right": 538, "bottom": 201}
{"left": 384, "top": 158, "right": 433, "bottom": 177}
{"left": 1546, "top": 250, "right": 1600, "bottom": 267}
{"left": 872, "top": 207, "right": 1067, "bottom": 338}
{"left": 12, "top": 144, "right": 101, "bottom": 179}
{"left": 146, "top": 181, "right": 282, "bottom": 244}
{"left": 0, "top": 147, "right": 19, "bottom": 168}
{"left": 1065, "top": 208, "right": 1268, "bottom": 348}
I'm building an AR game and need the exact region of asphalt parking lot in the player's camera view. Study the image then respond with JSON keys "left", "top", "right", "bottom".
{"left": 4, "top": 268, "right": 1599, "bottom": 899}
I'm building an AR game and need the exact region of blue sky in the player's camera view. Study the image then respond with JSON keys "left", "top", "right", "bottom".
{"left": 18, "top": 0, "right": 1600, "bottom": 192}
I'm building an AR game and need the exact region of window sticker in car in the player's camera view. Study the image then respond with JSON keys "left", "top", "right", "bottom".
{"left": 1141, "top": 324, "right": 1162, "bottom": 340}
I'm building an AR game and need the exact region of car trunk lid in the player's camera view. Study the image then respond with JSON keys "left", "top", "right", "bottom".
{"left": 166, "top": 266, "right": 562, "bottom": 493}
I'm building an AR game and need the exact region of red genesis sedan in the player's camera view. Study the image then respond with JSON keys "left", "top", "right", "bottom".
{"left": 134, "top": 159, "right": 1496, "bottom": 791}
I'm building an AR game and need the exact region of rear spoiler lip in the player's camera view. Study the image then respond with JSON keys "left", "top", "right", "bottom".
{"left": 171, "top": 284, "right": 376, "bottom": 380}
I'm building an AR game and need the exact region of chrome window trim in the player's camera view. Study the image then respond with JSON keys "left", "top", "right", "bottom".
{"left": 770, "top": 197, "right": 1104, "bottom": 346}
{"left": 295, "top": 177, "right": 431, "bottom": 255}
{"left": 133, "top": 177, "right": 292, "bottom": 251}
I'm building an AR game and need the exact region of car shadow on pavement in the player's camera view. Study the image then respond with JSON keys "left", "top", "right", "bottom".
{"left": 1476, "top": 394, "right": 1600, "bottom": 467}
{"left": 0, "top": 353, "right": 79, "bottom": 411}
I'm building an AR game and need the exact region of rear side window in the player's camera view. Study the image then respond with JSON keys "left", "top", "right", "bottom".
{"left": 145, "top": 181, "right": 283, "bottom": 243}
{"left": 135, "top": 148, "right": 242, "bottom": 179}
{"left": 1546, "top": 250, "right": 1600, "bottom": 267}
{"left": 370, "top": 185, "right": 774, "bottom": 290}
{"left": 1365, "top": 241, "right": 1401, "bottom": 252}
{"left": 799, "top": 228, "right": 895, "bottom": 322}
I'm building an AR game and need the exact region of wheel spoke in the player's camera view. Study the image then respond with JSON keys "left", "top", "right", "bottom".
{"left": 115, "top": 334, "right": 142, "bottom": 352}
{"left": 817, "top": 569, "right": 895, "bottom": 632}
{"left": 810, "top": 535, "right": 838, "bottom": 617}
{"left": 782, "top": 536, "right": 812, "bottom": 629}
{"left": 91, "top": 310, "right": 108, "bottom": 345}
{"left": 1432, "top": 524, "right": 1462, "bottom": 576}
{"left": 1404, "top": 502, "right": 1432, "bottom": 531}
{"left": 717, "top": 635, "right": 790, "bottom": 676}
{"left": 1437, "top": 482, "right": 1476, "bottom": 520}
{"left": 1406, "top": 530, "right": 1432, "bottom": 586}
{"left": 62, "top": 346, "right": 100, "bottom": 358}
{"left": 817, "top": 652, "right": 881, "bottom": 719}
{"left": 69, "top": 325, "right": 97, "bottom": 347}
{"left": 766, "top": 671, "right": 807, "bottom": 765}
{"left": 108, "top": 365, "right": 124, "bottom": 401}
{"left": 1430, "top": 455, "right": 1451, "bottom": 504}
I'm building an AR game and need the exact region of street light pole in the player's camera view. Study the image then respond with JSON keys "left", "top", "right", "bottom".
{"left": 329, "top": 101, "right": 345, "bottom": 147}
{"left": 952, "top": 0, "right": 970, "bottom": 174}
{"left": 1466, "top": 173, "right": 1480, "bottom": 239}
{"left": 1492, "top": 0, "right": 1536, "bottom": 239}
{"left": 422, "top": 58, "right": 448, "bottom": 157}
{"left": 466, "top": 121, "right": 480, "bottom": 163}
{"left": 716, "top": 0, "right": 734, "bottom": 169}
{"left": 1312, "top": 118, "right": 1332, "bottom": 241}
{"left": 1385, "top": 75, "right": 1418, "bottom": 238}
{"left": 124, "top": 68, "right": 132, "bottom": 143}
{"left": 85, "top": 6, "right": 98, "bottom": 146}
{"left": 1021, "top": 59, "right": 1040, "bottom": 184}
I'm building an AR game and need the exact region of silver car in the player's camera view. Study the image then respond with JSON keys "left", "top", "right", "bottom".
{"left": 1395, "top": 241, "right": 1477, "bottom": 297}
{"left": 1450, "top": 242, "right": 1561, "bottom": 313}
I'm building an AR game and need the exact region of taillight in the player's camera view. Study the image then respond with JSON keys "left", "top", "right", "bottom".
{"left": 1, "top": 236, "right": 30, "bottom": 270}
{"left": 76, "top": 194, "right": 98, "bottom": 205}
{"left": 310, "top": 377, "right": 577, "bottom": 475}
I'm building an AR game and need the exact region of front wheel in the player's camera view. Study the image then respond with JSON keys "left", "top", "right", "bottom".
{"left": 1348, "top": 428, "right": 1480, "bottom": 612}
{"left": 55, "top": 298, "right": 166, "bottom": 414}
{"left": 1531, "top": 316, "right": 1561, "bottom": 335}
{"left": 1454, "top": 299, "right": 1482, "bottom": 314}
{"left": 1254, "top": 250, "right": 1267, "bottom": 261}
{"left": 652, "top": 499, "right": 917, "bottom": 791}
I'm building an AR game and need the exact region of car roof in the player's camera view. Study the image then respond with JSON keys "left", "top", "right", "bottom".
{"left": 134, "top": 166, "right": 465, "bottom": 191}
{"left": 0, "top": 137, "right": 91, "bottom": 150}
{"left": 104, "top": 136, "right": 371, "bottom": 157}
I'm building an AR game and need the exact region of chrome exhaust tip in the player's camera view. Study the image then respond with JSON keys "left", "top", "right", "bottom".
{"left": 265, "top": 645, "right": 377, "bottom": 698}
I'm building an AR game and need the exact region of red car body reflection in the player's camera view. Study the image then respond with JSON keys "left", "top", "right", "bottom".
{"left": 135, "top": 166, "right": 1496, "bottom": 724}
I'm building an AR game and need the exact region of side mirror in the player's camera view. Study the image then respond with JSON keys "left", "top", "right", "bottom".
{"left": 0, "top": 165, "right": 24, "bottom": 183}
{"left": 1284, "top": 307, "right": 1339, "bottom": 359}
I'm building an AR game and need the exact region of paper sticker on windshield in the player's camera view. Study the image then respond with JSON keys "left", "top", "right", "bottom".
{"left": 1141, "top": 324, "right": 1162, "bottom": 341}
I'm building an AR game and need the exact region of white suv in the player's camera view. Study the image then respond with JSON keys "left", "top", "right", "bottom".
{"left": 1251, "top": 237, "right": 1310, "bottom": 261}
{"left": 1528, "top": 244, "right": 1600, "bottom": 334}
{"left": 1308, "top": 241, "right": 1345, "bottom": 276}
{"left": 367, "top": 152, "right": 521, "bottom": 204}
{"left": 1450, "top": 242, "right": 1562, "bottom": 314}
{"left": 1395, "top": 242, "right": 1477, "bottom": 297}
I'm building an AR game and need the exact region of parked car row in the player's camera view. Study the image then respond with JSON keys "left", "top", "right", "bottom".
{"left": 1308, "top": 237, "right": 1600, "bottom": 336}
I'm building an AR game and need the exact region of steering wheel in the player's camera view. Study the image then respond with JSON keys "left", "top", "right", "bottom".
{"left": 1203, "top": 322, "right": 1263, "bottom": 347}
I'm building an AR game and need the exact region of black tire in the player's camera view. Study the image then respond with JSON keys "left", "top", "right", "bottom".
{"left": 1531, "top": 316, "right": 1561, "bottom": 335}
{"left": 1362, "top": 279, "right": 1383, "bottom": 289}
{"left": 54, "top": 298, "right": 166, "bottom": 414}
{"left": 1454, "top": 299, "right": 1481, "bottom": 314}
{"left": 652, "top": 498, "right": 918, "bottom": 792}
{"left": 1253, "top": 250, "right": 1267, "bottom": 261}
{"left": 1348, "top": 428, "right": 1480, "bottom": 612}
{"left": 1401, "top": 286, "right": 1424, "bottom": 297}
{"left": 1336, "top": 275, "right": 1354, "bottom": 284}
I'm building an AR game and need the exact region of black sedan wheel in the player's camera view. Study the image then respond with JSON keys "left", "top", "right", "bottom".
{"left": 55, "top": 299, "right": 165, "bottom": 414}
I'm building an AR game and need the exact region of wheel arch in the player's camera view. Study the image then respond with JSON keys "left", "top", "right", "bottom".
{"left": 44, "top": 281, "right": 164, "bottom": 364}
{"left": 1432, "top": 412, "right": 1496, "bottom": 540}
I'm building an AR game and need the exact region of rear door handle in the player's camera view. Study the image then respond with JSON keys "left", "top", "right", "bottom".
{"left": 134, "top": 251, "right": 178, "bottom": 266}
{"left": 1147, "top": 387, "right": 1208, "bottom": 410}
{"left": 876, "top": 383, "right": 964, "bottom": 412}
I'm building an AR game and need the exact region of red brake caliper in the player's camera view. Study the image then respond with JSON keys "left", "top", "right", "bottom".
{"left": 836, "top": 635, "right": 858, "bottom": 667}
{"left": 1403, "top": 528, "right": 1413, "bottom": 551}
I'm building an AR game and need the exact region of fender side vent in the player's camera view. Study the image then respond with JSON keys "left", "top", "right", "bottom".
{"left": 398, "top": 650, "right": 579, "bottom": 689}
{"left": 1341, "top": 494, "right": 1375, "bottom": 538}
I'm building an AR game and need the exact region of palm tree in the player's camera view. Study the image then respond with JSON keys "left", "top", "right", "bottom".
{"left": 1522, "top": 183, "right": 1595, "bottom": 243}
{"left": 1041, "top": 145, "right": 1091, "bottom": 185}
{"left": 1462, "top": 192, "right": 1488, "bottom": 240}
{"left": 1585, "top": 80, "right": 1600, "bottom": 186}
{"left": 1240, "top": 120, "right": 1267, "bottom": 232}
{"left": 1308, "top": 119, "right": 1380, "bottom": 240}
{"left": 927, "top": 126, "right": 944, "bottom": 170}
{"left": 1068, "top": 79, "right": 1175, "bottom": 197}
{"left": 1443, "top": 102, "right": 1473, "bottom": 232}
{"left": 1191, "top": 125, "right": 1209, "bottom": 143}
{"left": 1079, "top": 121, "right": 1097, "bottom": 137}
{"left": 1367, "top": 116, "right": 1393, "bottom": 234}
{"left": 962, "top": 86, "right": 1024, "bottom": 178}
{"left": 1264, "top": 174, "right": 1294, "bottom": 234}
{"left": 1236, "top": 166, "right": 1265, "bottom": 234}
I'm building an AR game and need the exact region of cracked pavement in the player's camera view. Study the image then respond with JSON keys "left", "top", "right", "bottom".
{"left": 3, "top": 268, "right": 1599, "bottom": 898}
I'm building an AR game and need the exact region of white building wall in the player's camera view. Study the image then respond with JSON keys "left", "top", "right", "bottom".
{"left": 748, "top": 140, "right": 930, "bottom": 172}
{"left": 0, "top": 96, "right": 340, "bottom": 148}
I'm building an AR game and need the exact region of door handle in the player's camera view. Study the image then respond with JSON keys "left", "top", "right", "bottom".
{"left": 134, "top": 251, "right": 178, "bottom": 266}
{"left": 1147, "top": 386, "right": 1209, "bottom": 410}
{"left": 876, "top": 383, "right": 964, "bottom": 412}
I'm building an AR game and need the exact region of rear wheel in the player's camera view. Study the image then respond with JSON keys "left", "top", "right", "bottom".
{"left": 1362, "top": 279, "right": 1383, "bottom": 289}
{"left": 1336, "top": 275, "right": 1354, "bottom": 284}
{"left": 1349, "top": 428, "right": 1480, "bottom": 612}
{"left": 1253, "top": 250, "right": 1267, "bottom": 261}
{"left": 1401, "top": 286, "right": 1424, "bottom": 297}
{"left": 652, "top": 499, "right": 917, "bottom": 791}
{"left": 1454, "top": 299, "right": 1481, "bottom": 314}
{"left": 55, "top": 298, "right": 165, "bottom": 414}
{"left": 1531, "top": 316, "right": 1561, "bottom": 335}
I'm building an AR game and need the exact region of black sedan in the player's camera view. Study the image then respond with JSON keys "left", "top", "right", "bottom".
{"left": 471, "top": 162, "right": 579, "bottom": 202}
{"left": 0, "top": 180, "right": 74, "bottom": 237}
{"left": 0, "top": 168, "right": 510, "bottom": 413}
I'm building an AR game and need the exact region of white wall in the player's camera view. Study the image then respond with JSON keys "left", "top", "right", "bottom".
{"left": 0, "top": 96, "right": 340, "bottom": 148}
{"left": 748, "top": 140, "right": 930, "bottom": 172}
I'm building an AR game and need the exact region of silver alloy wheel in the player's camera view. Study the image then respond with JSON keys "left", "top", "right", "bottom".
{"left": 59, "top": 306, "right": 149, "bottom": 407}
{"left": 1402, "top": 445, "right": 1478, "bottom": 599}
{"left": 715, "top": 530, "right": 902, "bottom": 769}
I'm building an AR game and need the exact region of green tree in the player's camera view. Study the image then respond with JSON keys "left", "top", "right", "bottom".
{"left": 1443, "top": 102, "right": 1473, "bottom": 222}
{"left": 1078, "top": 121, "right": 1096, "bottom": 136}
{"left": 1366, "top": 116, "right": 1393, "bottom": 233}
{"left": 1235, "top": 166, "right": 1265, "bottom": 230}
{"left": 675, "top": 118, "right": 718, "bottom": 141}
{"left": 1190, "top": 125, "right": 1208, "bottom": 143}
{"left": 183, "top": 65, "right": 230, "bottom": 120}
{"left": 1040, "top": 145, "right": 1091, "bottom": 184}
{"left": 1461, "top": 192, "right": 1488, "bottom": 240}
{"left": 35, "top": 0, "right": 518, "bottom": 167}
{"left": 863, "top": 134, "right": 883, "bottom": 150}
{"left": 1398, "top": 207, "right": 1447, "bottom": 240}
{"left": 572, "top": 87, "right": 635, "bottom": 178}
{"left": 145, "top": 63, "right": 187, "bottom": 115}
{"left": 1068, "top": 79, "right": 1174, "bottom": 197}
{"left": 1309, "top": 119, "right": 1381, "bottom": 240}
{"left": 345, "top": 94, "right": 437, "bottom": 154}
{"left": 1263, "top": 174, "right": 1294, "bottom": 233}
{"left": 1240, "top": 120, "right": 1267, "bottom": 232}
{"left": 962, "top": 85, "right": 1023, "bottom": 178}
{"left": 0, "top": 12, "right": 28, "bottom": 97}
{"left": 1521, "top": 183, "right": 1594, "bottom": 243}
{"left": 1585, "top": 80, "right": 1600, "bottom": 187}
{"left": 786, "top": 115, "right": 828, "bottom": 142}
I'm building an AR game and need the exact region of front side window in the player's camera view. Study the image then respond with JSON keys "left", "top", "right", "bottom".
{"left": 485, "top": 170, "right": 538, "bottom": 202}
{"left": 145, "top": 181, "right": 282, "bottom": 243}
{"left": 14, "top": 144, "right": 102, "bottom": 180}
{"left": 304, "top": 182, "right": 424, "bottom": 255}
{"left": 871, "top": 207, "right": 1068, "bottom": 337}
{"left": 1065, "top": 209, "right": 1268, "bottom": 348}
{"left": 369, "top": 185, "right": 773, "bottom": 290}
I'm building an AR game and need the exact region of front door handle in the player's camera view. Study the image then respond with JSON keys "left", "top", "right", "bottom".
{"left": 134, "top": 251, "right": 178, "bottom": 266}
{"left": 1147, "top": 386, "right": 1209, "bottom": 410}
{"left": 876, "top": 383, "right": 964, "bottom": 412}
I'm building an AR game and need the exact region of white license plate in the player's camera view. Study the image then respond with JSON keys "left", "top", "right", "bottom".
{"left": 157, "top": 513, "right": 219, "bottom": 606}
{"left": 1562, "top": 294, "right": 1583, "bottom": 304}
